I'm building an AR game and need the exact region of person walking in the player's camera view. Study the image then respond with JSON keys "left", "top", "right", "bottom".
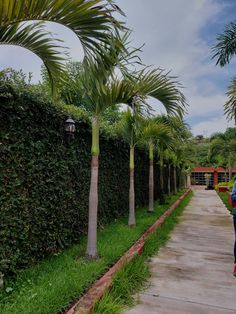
{"left": 232, "top": 180, "right": 236, "bottom": 276}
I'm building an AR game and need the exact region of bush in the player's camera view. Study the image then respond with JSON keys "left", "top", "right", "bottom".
{"left": 0, "top": 84, "right": 178, "bottom": 274}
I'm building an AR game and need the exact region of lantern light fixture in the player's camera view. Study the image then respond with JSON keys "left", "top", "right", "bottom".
{"left": 64, "top": 117, "right": 76, "bottom": 135}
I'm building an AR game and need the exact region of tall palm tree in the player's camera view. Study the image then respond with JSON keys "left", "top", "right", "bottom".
{"left": 0, "top": 0, "right": 124, "bottom": 92}
{"left": 156, "top": 135, "right": 174, "bottom": 203}
{"left": 117, "top": 110, "right": 141, "bottom": 226}
{"left": 153, "top": 115, "right": 190, "bottom": 201}
{"left": 163, "top": 149, "right": 173, "bottom": 196}
{"left": 140, "top": 118, "right": 173, "bottom": 212}
{"left": 167, "top": 150, "right": 178, "bottom": 194}
{"left": 118, "top": 69, "right": 187, "bottom": 224}
{"left": 68, "top": 37, "right": 139, "bottom": 259}
{"left": 212, "top": 21, "right": 236, "bottom": 123}
{"left": 69, "top": 47, "right": 186, "bottom": 256}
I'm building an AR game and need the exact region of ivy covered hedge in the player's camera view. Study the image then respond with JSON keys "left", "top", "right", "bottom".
{"left": 0, "top": 84, "right": 176, "bottom": 274}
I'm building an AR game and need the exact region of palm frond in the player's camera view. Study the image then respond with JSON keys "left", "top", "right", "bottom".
{"left": 0, "top": 22, "right": 66, "bottom": 94}
{"left": 116, "top": 110, "right": 144, "bottom": 146}
{"left": 225, "top": 77, "right": 236, "bottom": 123}
{"left": 140, "top": 118, "right": 172, "bottom": 144}
{"left": 154, "top": 114, "right": 191, "bottom": 142}
{"left": 68, "top": 33, "right": 142, "bottom": 114}
{"left": 130, "top": 67, "right": 187, "bottom": 118}
{"left": 212, "top": 21, "right": 236, "bottom": 66}
{"left": 83, "top": 30, "right": 143, "bottom": 84}
{"left": 0, "top": 0, "right": 125, "bottom": 56}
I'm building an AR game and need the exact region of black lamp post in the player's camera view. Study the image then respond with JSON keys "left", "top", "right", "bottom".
{"left": 64, "top": 117, "right": 76, "bottom": 143}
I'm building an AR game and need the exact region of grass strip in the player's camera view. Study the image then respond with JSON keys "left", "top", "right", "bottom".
{"left": 217, "top": 191, "right": 232, "bottom": 214}
{"left": 0, "top": 191, "right": 186, "bottom": 314}
{"left": 93, "top": 191, "right": 193, "bottom": 314}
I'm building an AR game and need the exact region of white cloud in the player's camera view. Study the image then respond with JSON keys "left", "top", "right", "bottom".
{"left": 191, "top": 116, "right": 234, "bottom": 136}
{"left": 186, "top": 91, "right": 226, "bottom": 117}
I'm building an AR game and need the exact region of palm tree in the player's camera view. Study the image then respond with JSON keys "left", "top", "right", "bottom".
{"left": 69, "top": 47, "right": 186, "bottom": 255}
{"left": 156, "top": 136, "right": 174, "bottom": 203}
{"left": 212, "top": 21, "right": 236, "bottom": 123}
{"left": 163, "top": 149, "right": 173, "bottom": 196}
{"left": 117, "top": 110, "right": 141, "bottom": 226}
{"left": 0, "top": 0, "right": 124, "bottom": 92}
{"left": 140, "top": 118, "right": 173, "bottom": 212}
{"left": 118, "top": 69, "right": 186, "bottom": 224}
{"left": 168, "top": 151, "right": 178, "bottom": 194}
{"left": 68, "top": 37, "right": 139, "bottom": 258}
{"left": 153, "top": 115, "right": 190, "bottom": 201}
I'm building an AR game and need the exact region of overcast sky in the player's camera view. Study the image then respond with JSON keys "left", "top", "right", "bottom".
{"left": 1, "top": 0, "right": 236, "bottom": 136}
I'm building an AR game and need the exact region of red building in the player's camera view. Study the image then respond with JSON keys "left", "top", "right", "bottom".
{"left": 191, "top": 166, "right": 236, "bottom": 186}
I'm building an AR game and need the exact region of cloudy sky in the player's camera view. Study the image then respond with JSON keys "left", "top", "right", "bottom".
{"left": 1, "top": 0, "right": 236, "bottom": 136}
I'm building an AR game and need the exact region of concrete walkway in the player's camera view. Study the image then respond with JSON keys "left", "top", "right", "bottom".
{"left": 124, "top": 187, "right": 236, "bottom": 314}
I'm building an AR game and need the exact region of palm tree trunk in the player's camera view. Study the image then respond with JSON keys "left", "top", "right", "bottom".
{"left": 159, "top": 152, "right": 165, "bottom": 204}
{"left": 86, "top": 116, "right": 100, "bottom": 259}
{"left": 148, "top": 143, "right": 154, "bottom": 213}
{"left": 160, "top": 154, "right": 164, "bottom": 192}
{"left": 128, "top": 146, "right": 136, "bottom": 227}
{"left": 167, "top": 163, "right": 171, "bottom": 195}
{"left": 174, "top": 166, "right": 177, "bottom": 194}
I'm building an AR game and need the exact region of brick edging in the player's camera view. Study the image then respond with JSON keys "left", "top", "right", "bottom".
{"left": 66, "top": 189, "right": 191, "bottom": 314}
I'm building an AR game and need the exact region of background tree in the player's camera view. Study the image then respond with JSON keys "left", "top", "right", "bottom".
{"left": 208, "top": 131, "right": 236, "bottom": 181}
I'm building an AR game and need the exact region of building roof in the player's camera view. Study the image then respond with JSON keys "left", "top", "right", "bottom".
{"left": 192, "top": 166, "right": 236, "bottom": 173}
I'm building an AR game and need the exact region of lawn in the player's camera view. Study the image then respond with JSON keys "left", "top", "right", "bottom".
{"left": 0, "top": 191, "right": 189, "bottom": 314}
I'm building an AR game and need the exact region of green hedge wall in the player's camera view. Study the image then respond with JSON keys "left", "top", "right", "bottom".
{"left": 0, "top": 85, "right": 177, "bottom": 274}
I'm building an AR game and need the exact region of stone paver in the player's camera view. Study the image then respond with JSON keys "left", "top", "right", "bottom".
{"left": 124, "top": 186, "right": 236, "bottom": 314}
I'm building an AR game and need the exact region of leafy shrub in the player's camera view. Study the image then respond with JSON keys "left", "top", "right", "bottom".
{"left": 0, "top": 84, "right": 178, "bottom": 274}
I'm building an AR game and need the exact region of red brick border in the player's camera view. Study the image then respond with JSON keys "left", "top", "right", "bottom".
{"left": 66, "top": 189, "right": 191, "bottom": 314}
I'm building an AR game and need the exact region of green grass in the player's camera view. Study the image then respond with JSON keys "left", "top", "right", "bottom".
{"left": 217, "top": 191, "right": 232, "bottom": 214}
{"left": 0, "top": 191, "right": 188, "bottom": 314}
{"left": 93, "top": 192, "right": 193, "bottom": 314}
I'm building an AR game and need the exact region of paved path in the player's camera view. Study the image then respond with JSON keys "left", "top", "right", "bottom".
{"left": 124, "top": 187, "right": 236, "bottom": 314}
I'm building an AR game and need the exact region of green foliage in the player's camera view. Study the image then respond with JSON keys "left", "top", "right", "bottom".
{"left": 0, "top": 192, "right": 185, "bottom": 314}
{"left": 0, "top": 83, "right": 179, "bottom": 274}
{"left": 217, "top": 191, "right": 232, "bottom": 213}
{"left": 193, "top": 142, "right": 210, "bottom": 166}
{"left": 215, "top": 178, "right": 235, "bottom": 191}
